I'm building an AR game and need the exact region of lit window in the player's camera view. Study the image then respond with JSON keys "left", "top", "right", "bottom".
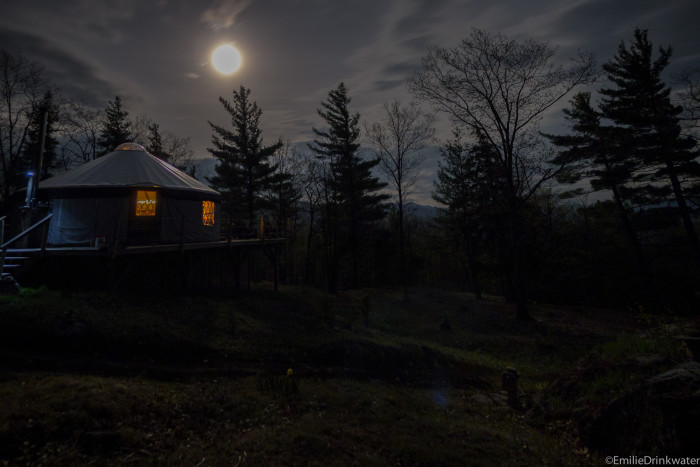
{"left": 202, "top": 201, "right": 215, "bottom": 226}
{"left": 136, "top": 190, "right": 157, "bottom": 216}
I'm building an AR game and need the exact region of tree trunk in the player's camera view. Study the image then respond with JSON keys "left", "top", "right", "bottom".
{"left": 665, "top": 160, "right": 700, "bottom": 265}
{"left": 507, "top": 196, "right": 531, "bottom": 320}
{"left": 324, "top": 206, "right": 339, "bottom": 295}
{"left": 304, "top": 209, "right": 315, "bottom": 285}
{"left": 351, "top": 238, "right": 359, "bottom": 289}
{"left": 465, "top": 235, "right": 483, "bottom": 300}
{"left": 512, "top": 253, "right": 530, "bottom": 320}
{"left": 398, "top": 194, "right": 408, "bottom": 298}
{"left": 610, "top": 183, "right": 647, "bottom": 273}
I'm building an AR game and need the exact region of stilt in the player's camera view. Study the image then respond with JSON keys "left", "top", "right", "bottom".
{"left": 247, "top": 249, "right": 251, "bottom": 291}
{"left": 233, "top": 249, "right": 240, "bottom": 291}
{"left": 273, "top": 247, "right": 279, "bottom": 292}
{"left": 219, "top": 252, "right": 225, "bottom": 290}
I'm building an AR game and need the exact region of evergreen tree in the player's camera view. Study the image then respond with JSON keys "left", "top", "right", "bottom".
{"left": 545, "top": 92, "right": 647, "bottom": 272}
{"left": 98, "top": 96, "right": 132, "bottom": 156}
{"left": 600, "top": 29, "right": 700, "bottom": 263}
{"left": 308, "top": 82, "right": 388, "bottom": 291}
{"left": 22, "top": 90, "right": 60, "bottom": 179}
{"left": 147, "top": 122, "right": 167, "bottom": 161}
{"left": 432, "top": 130, "right": 504, "bottom": 299}
{"left": 207, "top": 85, "right": 282, "bottom": 229}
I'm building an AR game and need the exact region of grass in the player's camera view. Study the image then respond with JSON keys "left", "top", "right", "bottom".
{"left": 0, "top": 374, "right": 587, "bottom": 466}
{"left": 0, "top": 284, "right": 684, "bottom": 465}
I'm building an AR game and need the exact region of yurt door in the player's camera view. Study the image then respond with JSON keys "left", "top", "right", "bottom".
{"left": 128, "top": 189, "right": 161, "bottom": 244}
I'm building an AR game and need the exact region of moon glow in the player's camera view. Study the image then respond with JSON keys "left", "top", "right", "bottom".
{"left": 212, "top": 45, "right": 242, "bottom": 74}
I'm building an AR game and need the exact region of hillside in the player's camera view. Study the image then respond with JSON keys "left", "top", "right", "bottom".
{"left": 0, "top": 286, "right": 695, "bottom": 465}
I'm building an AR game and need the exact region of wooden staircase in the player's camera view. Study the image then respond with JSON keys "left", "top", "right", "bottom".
{"left": 0, "top": 250, "right": 34, "bottom": 280}
{"left": 1, "top": 214, "right": 53, "bottom": 286}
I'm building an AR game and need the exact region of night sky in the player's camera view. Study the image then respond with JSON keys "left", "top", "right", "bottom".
{"left": 2, "top": 0, "right": 700, "bottom": 203}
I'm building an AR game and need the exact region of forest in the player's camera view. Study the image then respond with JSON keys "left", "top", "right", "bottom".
{"left": 2, "top": 28, "right": 699, "bottom": 316}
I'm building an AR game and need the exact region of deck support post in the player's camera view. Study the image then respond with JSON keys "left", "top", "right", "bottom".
{"left": 273, "top": 247, "right": 279, "bottom": 292}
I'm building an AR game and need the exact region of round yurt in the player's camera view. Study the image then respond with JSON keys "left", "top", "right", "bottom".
{"left": 37, "top": 143, "right": 221, "bottom": 247}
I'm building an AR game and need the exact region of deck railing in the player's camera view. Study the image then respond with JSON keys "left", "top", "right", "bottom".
{"left": 219, "top": 214, "right": 287, "bottom": 242}
{"left": 0, "top": 213, "right": 53, "bottom": 251}
{"left": 1, "top": 213, "right": 53, "bottom": 278}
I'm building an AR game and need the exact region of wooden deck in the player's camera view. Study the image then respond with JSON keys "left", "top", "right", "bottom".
{"left": 2, "top": 213, "right": 286, "bottom": 289}
{"left": 8, "top": 238, "right": 286, "bottom": 257}
{"left": 117, "top": 238, "right": 285, "bottom": 255}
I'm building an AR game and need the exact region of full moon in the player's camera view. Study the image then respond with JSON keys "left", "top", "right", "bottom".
{"left": 212, "top": 45, "right": 242, "bottom": 74}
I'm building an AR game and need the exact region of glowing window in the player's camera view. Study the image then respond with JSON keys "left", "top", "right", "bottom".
{"left": 202, "top": 201, "right": 215, "bottom": 226}
{"left": 136, "top": 190, "right": 157, "bottom": 217}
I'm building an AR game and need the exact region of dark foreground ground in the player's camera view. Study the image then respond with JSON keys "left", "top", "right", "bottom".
{"left": 0, "top": 285, "right": 696, "bottom": 465}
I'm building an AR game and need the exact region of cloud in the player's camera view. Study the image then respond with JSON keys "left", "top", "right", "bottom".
{"left": 0, "top": 0, "right": 146, "bottom": 46}
{"left": 341, "top": 2, "right": 435, "bottom": 97}
{"left": 0, "top": 28, "right": 119, "bottom": 107}
{"left": 373, "top": 79, "right": 406, "bottom": 93}
{"left": 393, "top": 0, "right": 453, "bottom": 41}
{"left": 262, "top": 108, "right": 316, "bottom": 144}
{"left": 184, "top": 72, "right": 201, "bottom": 80}
{"left": 200, "top": 0, "right": 253, "bottom": 30}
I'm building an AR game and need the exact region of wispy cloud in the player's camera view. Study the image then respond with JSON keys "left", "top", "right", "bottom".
{"left": 0, "top": 28, "right": 118, "bottom": 107}
{"left": 201, "top": 0, "right": 253, "bottom": 30}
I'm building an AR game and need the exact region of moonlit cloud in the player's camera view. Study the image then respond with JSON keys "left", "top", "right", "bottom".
{"left": 200, "top": 0, "right": 253, "bottom": 30}
{"left": 0, "top": 28, "right": 119, "bottom": 107}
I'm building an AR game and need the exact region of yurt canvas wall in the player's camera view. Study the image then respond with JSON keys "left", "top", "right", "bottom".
{"left": 47, "top": 197, "right": 129, "bottom": 246}
{"left": 38, "top": 143, "right": 221, "bottom": 247}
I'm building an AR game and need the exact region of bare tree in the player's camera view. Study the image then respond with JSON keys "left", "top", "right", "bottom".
{"left": 161, "top": 130, "right": 196, "bottom": 171}
{"left": 59, "top": 101, "right": 102, "bottom": 166}
{"left": 675, "top": 67, "right": 700, "bottom": 214}
{"left": 130, "top": 112, "right": 150, "bottom": 147}
{"left": 300, "top": 151, "right": 326, "bottom": 285}
{"left": 267, "top": 139, "right": 303, "bottom": 235}
{"left": 0, "top": 49, "right": 46, "bottom": 206}
{"left": 676, "top": 67, "right": 700, "bottom": 138}
{"left": 409, "top": 29, "right": 596, "bottom": 319}
{"left": 365, "top": 99, "right": 434, "bottom": 294}
{"left": 59, "top": 103, "right": 197, "bottom": 174}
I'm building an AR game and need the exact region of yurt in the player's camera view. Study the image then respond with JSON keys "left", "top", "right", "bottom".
{"left": 37, "top": 143, "right": 221, "bottom": 247}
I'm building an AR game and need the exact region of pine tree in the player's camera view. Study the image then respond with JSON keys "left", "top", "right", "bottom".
{"left": 545, "top": 92, "right": 647, "bottom": 271}
{"left": 308, "top": 82, "right": 388, "bottom": 290}
{"left": 600, "top": 29, "right": 700, "bottom": 263}
{"left": 22, "top": 90, "right": 60, "bottom": 179}
{"left": 433, "top": 130, "right": 504, "bottom": 299}
{"left": 147, "top": 122, "right": 167, "bottom": 162}
{"left": 98, "top": 96, "right": 132, "bottom": 156}
{"left": 207, "top": 85, "right": 282, "bottom": 229}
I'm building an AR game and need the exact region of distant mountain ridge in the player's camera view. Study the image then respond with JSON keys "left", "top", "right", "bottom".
{"left": 192, "top": 157, "right": 439, "bottom": 219}
{"left": 404, "top": 202, "right": 438, "bottom": 220}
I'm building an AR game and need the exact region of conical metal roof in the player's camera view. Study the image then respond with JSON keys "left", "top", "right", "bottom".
{"left": 38, "top": 143, "right": 219, "bottom": 199}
